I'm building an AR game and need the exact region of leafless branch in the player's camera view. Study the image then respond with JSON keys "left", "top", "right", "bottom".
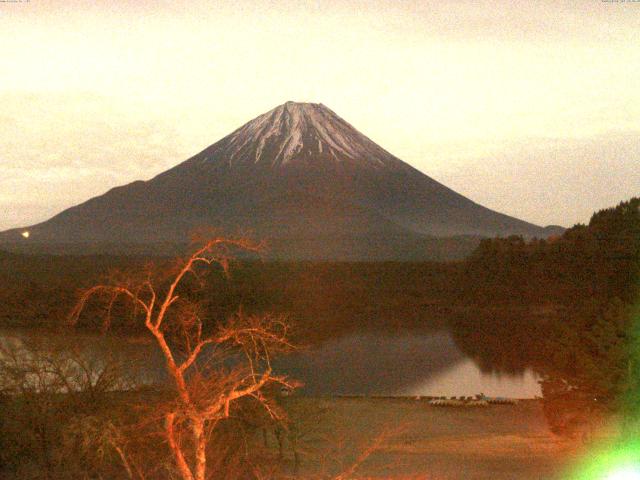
{"left": 69, "top": 234, "right": 293, "bottom": 480}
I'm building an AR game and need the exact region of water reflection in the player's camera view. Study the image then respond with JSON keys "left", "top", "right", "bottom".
{"left": 274, "top": 330, "right": 540, "bottom": 397}
{"left": 401, "top": 358, "right": 540, "bottom": 398}
{"left": 0, "top": 327, "right": 541, "bottom": 398}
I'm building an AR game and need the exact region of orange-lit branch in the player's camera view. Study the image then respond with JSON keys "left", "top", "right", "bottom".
{"left": 69, "top": 235, "right": 290, "bottom": 480}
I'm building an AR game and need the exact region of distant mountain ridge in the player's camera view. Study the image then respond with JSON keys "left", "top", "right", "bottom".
{"left": 0, "top": 101, "right": 563, "bottom": 258}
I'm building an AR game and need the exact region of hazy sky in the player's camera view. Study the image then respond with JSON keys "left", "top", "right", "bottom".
{"left": 1, "top": 0, "right": 639, "bottom": 230}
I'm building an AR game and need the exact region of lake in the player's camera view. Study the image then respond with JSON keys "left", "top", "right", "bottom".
{"left": 0, "top": 327, "right": 541, "bottom": 398}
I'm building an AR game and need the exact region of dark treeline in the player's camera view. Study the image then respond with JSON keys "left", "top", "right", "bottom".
{"left": 0, "top": 252, "right": 155, "bottom": 329}
{"left": 464, "top": 198, "right": 640, "bottom": 305}
{"left": 0, "top": 252, "right": 463, "bottom": 342}
{"left": 453, "top": 197, "right": 640, "bottom": 438}
{"left": 456, "top": 197, "right": 640, "bottom": 365}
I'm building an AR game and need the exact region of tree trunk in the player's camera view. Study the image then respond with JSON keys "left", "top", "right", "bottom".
{"left": 275, "top": 428, "right": 284, "bottom": 460}
{"left": 166, "top": 413, "right": 195, "bottom": 480}
{"left": 194, "top": 418, "right": 207, "bottom": 480}
{"left": 293, "top": 438, "right": 301, "bottom": 477}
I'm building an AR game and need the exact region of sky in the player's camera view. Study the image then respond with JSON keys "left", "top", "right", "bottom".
{"left": 1, "top": 0, "right": 639, "bottom": 230}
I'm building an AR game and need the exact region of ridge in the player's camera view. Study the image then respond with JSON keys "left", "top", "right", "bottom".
{"left": 197, "top": 101, "right": 401, "bottom": 169}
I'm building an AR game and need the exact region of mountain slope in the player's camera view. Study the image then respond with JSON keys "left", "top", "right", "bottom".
{"left": 0, "top": 102, "right": 561, "bottom": 255}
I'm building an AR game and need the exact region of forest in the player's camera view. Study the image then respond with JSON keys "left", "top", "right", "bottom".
{"left": 0, "top": 197, "right": 638, "bottom": 478}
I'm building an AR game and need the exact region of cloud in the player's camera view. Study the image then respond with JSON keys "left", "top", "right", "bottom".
{"left": 432, "top": 130, "right": 640, "bottom": 228}
{"left": 0, "top": 92, "right": 194, "bottom": 229}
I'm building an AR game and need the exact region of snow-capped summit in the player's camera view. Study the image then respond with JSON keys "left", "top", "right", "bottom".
{"left": 194, "top": 101, "right": 401, "bottom": 169}
{"left": 0, "top": 101, "right": 562, "bottom": 258}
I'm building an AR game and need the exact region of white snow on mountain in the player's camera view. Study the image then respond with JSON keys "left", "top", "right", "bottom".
{"left": 202, "top": 101, "right": 400, "bottom": 169}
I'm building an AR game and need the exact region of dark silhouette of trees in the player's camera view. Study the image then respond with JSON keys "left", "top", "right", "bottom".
{"left": 458, "top": 197, "right": 640, "bottom": 437}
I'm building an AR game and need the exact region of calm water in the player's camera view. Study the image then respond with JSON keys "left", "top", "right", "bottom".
{"left": 0, "top": 328, "right": 541, "bottom": 398}
{"left": 274, "top": 331, "right": 540, "bottom": 398}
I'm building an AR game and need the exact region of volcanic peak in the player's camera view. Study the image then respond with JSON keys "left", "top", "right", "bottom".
{"left": 203, "top": 101, "right": 399, "bottom": 169}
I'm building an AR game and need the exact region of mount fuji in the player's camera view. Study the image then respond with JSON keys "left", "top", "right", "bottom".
{"left": 0, "top": 102, "right": 562, "bottom": 258}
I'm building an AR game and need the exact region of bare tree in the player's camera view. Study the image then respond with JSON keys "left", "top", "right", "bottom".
{"left": 0, "top": 332, "right": 141, "bottom": 479}
{"left": 70, "top": 236, "right": 296, "bottom": 480}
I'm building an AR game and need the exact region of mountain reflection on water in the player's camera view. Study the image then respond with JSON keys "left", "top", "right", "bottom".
{"left": 0, "top": 327, "right": 541, "bottom": 398}
{"left": 274, "top": 331, "right": 540, "bottom": 398}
